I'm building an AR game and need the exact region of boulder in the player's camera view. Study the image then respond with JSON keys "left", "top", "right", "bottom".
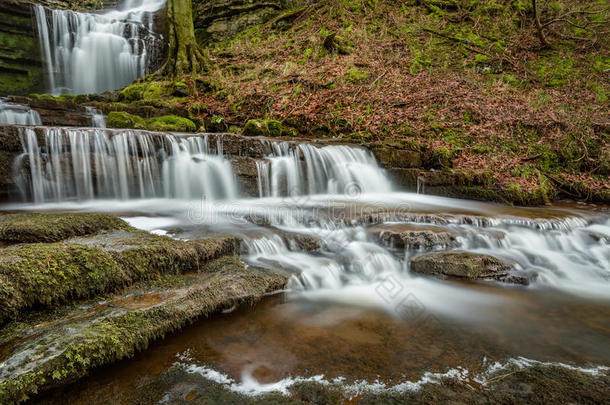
{"left": 410, "top": 251, "right": 528, "bottom": 284}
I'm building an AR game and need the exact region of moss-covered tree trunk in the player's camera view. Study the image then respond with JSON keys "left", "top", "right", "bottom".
{"left": 162, "top": 0, "right": 206, "bottom": 76}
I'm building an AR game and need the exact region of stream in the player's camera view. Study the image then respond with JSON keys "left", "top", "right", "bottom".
{"left": 0, "top": 0, "right": 608, "bottom": 401}
{"left": 2, "top": 125, "right": 609, "bottom": 401}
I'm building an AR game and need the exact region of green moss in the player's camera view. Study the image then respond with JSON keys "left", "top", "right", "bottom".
{"left": 0, "top": 243, "right": 125, "bottom": 324}
{"left": 118, "top": 82, "right": 166, "bottom": 103}
{"left": 146, "top": 115, "right": 197, "bottom": 132}
{"left": 0, "top": 213, "right": 239, "bottom": 324}
{"left": 345, "top": 67, "right": 371, "bottom": 83}
{"left": 243, "top": 119, "right": 293, "bottom": 137}
{"left": 243, "top": 119, "right": 268, "bottom": 136}
{"left": 428, "top": 147, "right": 454, "bottom": 169}
{"left": 106, "top": 111, "right": 146, "bottom": 129}
{"left": 266, "top": 120, "right": 283, "bottom": 137}
{"left": 0, "top": 259, "right": 286, "bottom": 404}
{"left": 0, "top": 213, "right": 130, "bottom": 244}
{"left": 107, "top": 112, "right": 196, "bottom": 132}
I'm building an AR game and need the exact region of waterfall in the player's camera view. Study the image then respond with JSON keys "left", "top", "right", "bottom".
{"left": 34, "top": 1, "right": 166, "bottom": 95}
{"left": 0, "top": 99, "right": 41, "bottom": 126}
{"left": 86, "top": 107, "right": 107, "bottom": 128}
{"left": 256, "top": 142, "right": 392, "bottom": 197}
{"left": 14, "top": 127, "right": 238, "bottom": 202}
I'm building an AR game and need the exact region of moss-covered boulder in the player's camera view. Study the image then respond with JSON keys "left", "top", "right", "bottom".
{"left": 146, "top": 115, "right": 197, "bottom": 132}
{"left": 106, "top": 111, "right": 146, "bottom": 129}
{"left": 107, "top": 111, "right": 196, "bottom": 132}
{"left": 243, "top": 119, "right": 294, "bottom": 137}
{"left": 0, "top": 213, "right": 129, "bottom": 243}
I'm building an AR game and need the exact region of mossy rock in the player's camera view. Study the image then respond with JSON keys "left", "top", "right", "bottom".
{"left": 107, "top": 111, "right": 146, "bottom": 129}
{"left": 145, "top": 115, "right": 197, "bottom": 132}
{"left": 243, "top": 119, "right": 267, "bottom": 136}
{"left": 0, "top": 213, "right": 240, "bottom": 324}
{"left": 0, "top": 213, "right": 130, "bottom": 244}
{"left": 118, "top": 82, "right": 166, "bottom": 103}
{"left": 426, "top": 147, "right": 455, "bottom": 169}
{"left": 0, "top": 258, "right": 287, "bottom": 404}
{"left": 107, "top": 112, "right": 196, "bottom": 133}
{"left": 172, "top": 80, "right": 189, "bottom": 97}
{"left": 243, "top": 119, "right": 294, "bottom": 137}
{"left": 204, "top": 115, "right": 229, "bottom": 132}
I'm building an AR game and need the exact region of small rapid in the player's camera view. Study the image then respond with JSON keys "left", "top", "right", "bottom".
{"left": 0, "top": 99, "right": 41, "bottom": 125}
{"left": 9, "top": 126, "right": 610, "bottom": 301}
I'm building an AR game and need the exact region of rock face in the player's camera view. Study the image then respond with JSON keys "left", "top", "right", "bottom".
{"left": 193, "top": 0, "right": 307, "bottom": 43}
{"left": 370, "top": 145, "right": 422, "bottom": 169}
{"left": 410, "top": 251, "right": 528, "bottom": 284}
{"left": 0, "top": 1, "right": 44, "bottom": 95}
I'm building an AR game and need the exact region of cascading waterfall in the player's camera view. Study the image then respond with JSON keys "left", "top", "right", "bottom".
{"left": 7, "top": 126, "right": 610, "bottom": 300}
{"left": 34, "top": 0, "right": 166, "bottom": 95}
{"left": 13, "top": 127, "right": 238, "bottom": 202}
{"left": 86, "top": 107, "right": 107, "bottom": 128}
{"left": 256, "top": 142, "right": 393, "bottom": 197}
{"left": 0, "top": 99, "right": 41, "bottom": 125}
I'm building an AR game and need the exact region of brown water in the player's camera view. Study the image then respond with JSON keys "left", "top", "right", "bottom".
{"left": 35, "top": 280, "right": 610, "bottom": 404}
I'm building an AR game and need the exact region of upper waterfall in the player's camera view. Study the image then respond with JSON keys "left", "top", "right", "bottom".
{"left": 34, "top": 0, "right": 166, "bottom": 95}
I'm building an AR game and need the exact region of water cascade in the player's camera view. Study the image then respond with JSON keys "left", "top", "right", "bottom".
{"left": 14, "top": 127, "right": 238, "bottom": 202}
{"left": 85, "top": 106, "right": 107, "bottom": 128}
{"left": 0, "top": 99, "right": 41, "bottom": 125}
{"left": 256, "top": 142, "right": 393, "bottom": 197}
{"left": 34, "top": 0, "right": 166, "bottom": 95}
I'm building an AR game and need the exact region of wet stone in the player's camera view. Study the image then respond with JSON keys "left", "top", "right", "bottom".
{"left": 410, "top": 251, "right": 529, "bottom": 284}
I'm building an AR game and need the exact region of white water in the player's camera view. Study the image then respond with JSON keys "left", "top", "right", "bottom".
{"left": 257, "top": 142, "right": 393, "bottom": 197}
{"left": 7, "top": 127, "right": 610, "bottom": 305}
{"left": 177, "top": 354, "right": 609, "bottom": 397}
{"left": 0, "top": 99, "right": 41, "bottom": 125}
{"left": 85, "top": 106, "right": 106, "bottom": 128}
{"left": 34, "top": 0, "right": 166, "bottom": 95}
{"left": 13, "top": 127, "right": 237, "bottom": 202}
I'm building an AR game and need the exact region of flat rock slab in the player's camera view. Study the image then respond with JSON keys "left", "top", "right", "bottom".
{"left": 410, "top": 251, "right": 528, "bottom": 284}
{"left": 0, "top": 257, "right": 289, "bottom": 404}
{"left": 0, "top": 224, "right": 239, "bottom": 324}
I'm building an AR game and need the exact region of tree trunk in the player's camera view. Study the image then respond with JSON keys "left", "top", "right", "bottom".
{"left": 532, "top": 0, "right": 552, "bottom": 48}
{"left": 162, "top": 0, "right": 206, "bottom": 76}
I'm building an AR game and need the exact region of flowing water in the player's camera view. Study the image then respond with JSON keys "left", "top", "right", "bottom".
{"left": 0, "top": 99, "right": 41, "bottom": 125}
{"left": 4, "top": 126, "right": 610, "bottom": 400}
{"left": 34, "top": 0, "right": 166, "bottom": 95}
